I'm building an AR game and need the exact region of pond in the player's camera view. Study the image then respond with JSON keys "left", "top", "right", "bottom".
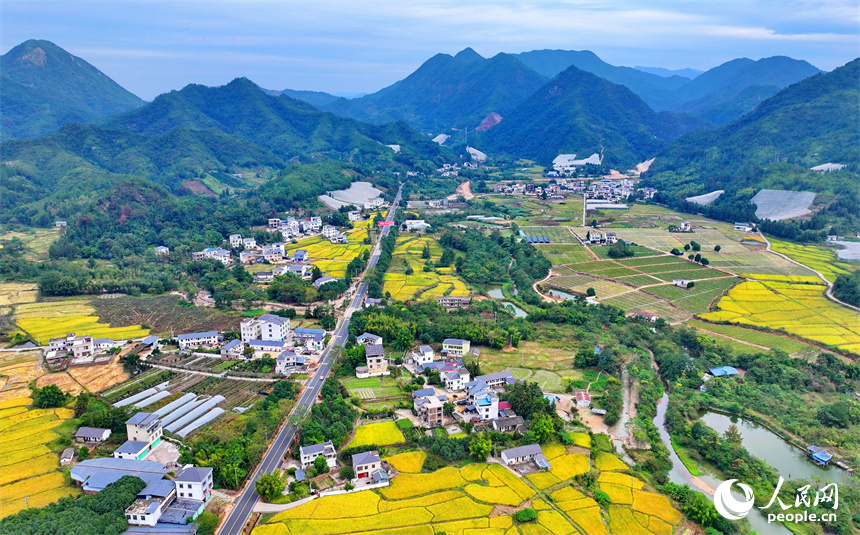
{"left": 653, "top": 392, "right": 793, "bottom": 535}
{"left": 548, "top": 289, "right": 578, "bottom": 300}
{"left": 698, "top": 411, "right": 853, "bottom": 484}
{"left": 487, "top": 285, "right": 504, "bottom": 299}
{"left": 486, "top": 285, "right": 528, "bottom": 317}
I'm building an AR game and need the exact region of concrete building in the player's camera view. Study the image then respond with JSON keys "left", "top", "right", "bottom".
{"left": 299, "top": 441, "right": 337, "bottom": 469}
{"left": 47, "top": 333, "right": 95, "bottom": 361}
{"left": 75, "top": 427, "right": 112, "bottom": 444}
{"left": 414, "top": 394, "right": 444, "bottom": 428}
{"left": 356, "top": 332, "right": 383, "bottom": 345}
{"left": 500, "top": 444, "right": 551, "bottom": 469}
{"left": 352, "top": 451, "right": 382, "bottom": 479}
{"left": 240, "top": 314, "right": 291, "bottom": 343}
{"left": 177, "top": 331, "right": 219, "bottom": 350}
{"left": 114, "top": 412, "right": 162, "bottom": 461}
{"left": 442, "top": 338, "right": 470, "bottom": 356}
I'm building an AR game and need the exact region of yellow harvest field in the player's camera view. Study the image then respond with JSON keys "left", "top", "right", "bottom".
{"left": 383, "top": 236, "right": 469, "bottom": 302}
{"left": 0, "top": 282, "right": 38, "bottom": 306}
{"left": 348, "top": 421, "right": 405, "bottom": 449}
{"left": 285, "top": 229, "right": 370, "bottom": 262}
{"left": 14, "top": 300, "right": 149, "bottom": 341}
{"left": 769, "top": 238, "right": 857, "bottom": 284}
{"left": 257, "top": 445, "right": 682, "bottom": 535}
{"left": 701, "top": 279, "right": 860, "bottom": 353}
{"left": 385, "top": 451, "right": 426, "bottom": 473}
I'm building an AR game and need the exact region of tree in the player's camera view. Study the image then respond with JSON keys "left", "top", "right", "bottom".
{"left": 683, "top": 491, "right": 719, "bottom": 526}
{"left": 443, "top": 402, "right": 455, "bottom": 416}
{"left": 714, "top": 245, "right": 721, "bottom": 252}
{"left": 593, "top": 489, "right": 610, "bottom": 508}
{"left": 684, "top": 243, "right": 691, "bottom": 251}
{"left": 724, "top": 424, "right": 742, "bottom": 443}
{"left": 421, "top": 244, "right": 431, "bottom": 259}
{"left": 33, "top": 384, "right": 67, "bottom": 408}
{"left": 311, "top": 266, "right": 323, "bottom": 281}
{"left": 531, "top": 413, "right": 555, "bottom": 443}
{"left": 194, "top": 511, "right": 220, "bottom": 535}
{"left": 243, "top": 347, "right": 255, "bottom": 358}
{"left": 255, "top": 472, "right": 284, "bottom": 502}
{"left": 586, "top": 287, "right": 596, "bottom": 297}
{"left": 340, "top": 466, "right": 354, "bottom": 480}
{"left": 469, "top": 432, "right": 493, "bottom": 461}
{"left": 78, "top": 445, "right": 89, "bottom": 460}
{"left": 515, "top": 508, "right": 537, "bottom": 522}
{"left": 314, "top": 455, "right": 329, "bottom": 474}
{"left": 687, "top": 281, "right": 695, "bottom": 289}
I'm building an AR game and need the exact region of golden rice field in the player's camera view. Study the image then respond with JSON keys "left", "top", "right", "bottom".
{"left": 14, "top": 300, "right": 149, "bottom": 342}
{"left": 285, "top": 229, "right": 370, "bottom": 262}
{"left": 348, "top": 421, "right": 406, "bottom": 449}
{"left": 769, "top": 237, "right": 857, "bottom": 283}
{"left": 352, "top": 211, "right": 389, "bottom": 229}
{"left": 0, "top": 282, "right": 38, "bottom": 306}
{"left": 701, "top": 279, "right": 860, "bottom": 354}
{"left": 382, "top": 236, "right": 469, "bottom": 302}
{"left": 0, "top": 352, "right": 44, "bottom": 402}
{"left": 255, "top": 443, "right": 682, "bottom": 535}
{"left": 310, "top": 260, "right": 349, "bottom": 278}
{"left": 0, "top": 395, "right": 78, "bottom": 519}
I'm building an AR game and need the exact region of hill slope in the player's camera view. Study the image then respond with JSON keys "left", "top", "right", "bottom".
{"left": 323, "top": 49, "right": 548, "bottom": 132}
{"left": 644, "top": 58, "right": 860, "bottom": 224}
{"left": 0, "top": 39, "right": 144, "bottom": 140}
{"left": 478, "top": 65, "right": 708, "bottom": 166}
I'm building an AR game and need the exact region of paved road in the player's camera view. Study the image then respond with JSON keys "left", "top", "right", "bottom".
{"left": 219, "top": 184, "right": 402, "bottom": 535}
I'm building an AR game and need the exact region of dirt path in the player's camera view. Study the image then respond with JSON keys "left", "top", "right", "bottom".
{"left": 532, "top": 270, "right": 562, "bottom": 303}
{"left": 690, "top": 325, "right": 770, "bottom": 351}
{"left": 449, "top": 181, "right": 474, "bottom": 200}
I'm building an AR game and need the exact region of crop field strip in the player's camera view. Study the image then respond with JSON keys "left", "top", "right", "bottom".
{"left": 768, "top": 237, "right": 858, "bottom": 283}
{"left": 0, "top": 396, "right": 79, "bottom": 517}
{"left": 255, "top": 444, "right": 683, "bottom": 535}
{"left": 519, "top": 226, "right": 581, "bottom": 243}
{"left": 685, "top": 319, "right": 823, "bottom": 354}
{"left": 14, "top": 300, "right": 149, "bottom": 342}
{"left": 383, "top": 236, "right": 469, "bottom": 301}
{"left": 702, "top": 279, "right": 860, "bottom": 354}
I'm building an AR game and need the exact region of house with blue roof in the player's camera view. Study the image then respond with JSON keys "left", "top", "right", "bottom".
{"left": 807, "top": 445, "right": 833, "bottom": 466}
{"left": 176, "top": 331, "right": 219, "bottom": 350}
{"left": 709, "top": 366, "right": 740, "bottom": 377}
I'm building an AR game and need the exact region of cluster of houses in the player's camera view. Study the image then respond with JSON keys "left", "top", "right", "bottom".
{"left": 492, "top": 182, "right": 565, "bottom": 199}
{"left": 584, "top": 229, "right": 618, "bottom": 245}
{"left": 173, "top": 315, "right": 327, "bottom": 374}
{"left": 296, "top": 440, "right": 389, "bottom": 487}
{"left": 355, "top": 332, "right": 389, "bottom": 379}
{"left": 436, "top": 162, "right": 478, "bottom": 177}
{"left": 191, "top": 247, "right": 232, "bottom": 265}
{"left": 45, "top": 332, "right": 126, "bottom": 365}
{"left": 70, "top": 413, "right": 213, "bottom": 531}
{"left": 267, "top": 216, "right": 323, "bottom": 241}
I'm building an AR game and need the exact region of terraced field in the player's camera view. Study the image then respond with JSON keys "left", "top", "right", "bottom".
{"left": 702, "top": 280, "right": 860, "bottom": 354}
{"left": 535, "top": 244, "right": 594, "bottom": 264}
{"left": 15, "top": 301, "right": 149, "bottom": 342}
{"left": 254, "top": 442, "right": 682, "bottom": 535}
{"left": 382, "top": 237, "right": 469, "bottom": 301}
{"left": 0, "top": 282, "right": 38, "bottom": 307}
{"left": 0, "top": 396, "right": 79, "bottom": 518}
{"left": 519, "top": 226, "right": 581, "bottom": 243}
{"left": 285, "top": 229, "right": 371, "bottom": 262}
{"left": 768, "top": 237, "right": 858, "bottom": 283}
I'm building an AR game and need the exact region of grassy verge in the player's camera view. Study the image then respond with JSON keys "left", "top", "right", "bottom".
{"left": 670, "top": 436, "right": 701, "bottom": 476}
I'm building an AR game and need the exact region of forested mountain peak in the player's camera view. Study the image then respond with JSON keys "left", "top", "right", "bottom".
{"left": 0, "top": 39, "right": 144, "bottom": 140}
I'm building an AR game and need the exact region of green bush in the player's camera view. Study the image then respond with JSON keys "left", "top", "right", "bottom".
{"left": 514, "top": 508, "right": 537, "bottom": 523}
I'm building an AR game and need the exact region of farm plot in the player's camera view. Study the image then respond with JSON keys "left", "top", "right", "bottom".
{"left": 0, "top": 396, "right": 78, "bottom": 518}
{"left": 613, "top": 274, "right": 664, "bottom": 287}
{"left": 704, "top": 251, "right": 817, "bottom": 277}
{"left": 519, "top": 226, "right": 581, "bottom": 244}
{"left": 547, "top": 277, "right": 630, "bottom": 299}
{"left": 0, "top": 351, "right": 44, "bottom": 401}
{"left": 591, "top": 245, "right": 656, "bottom": 259}
{"left": 343, "top": 376, "right": 403, "bottom": 400}
{"left": 645, "top": 278, "right": 741, "bottom": 314}
{"left": 285, "top": 229, "right": 371, "bottom": 262}
{"left": 92, "top": 295, "right": 237, "bottom": 335}
{"left": 768, "top": 238, "right": 857, "bottom": 283}
{"left": 535, "top": 244, "right": 594, "bottom": 264}
{"left": 611, "top": 228, "right": 686, "bottom": 250}
{"left": 0, "top": 227, "right": 60, "bottom": 262}
{"left": 68, "top": 357, "right": 130, "bottom": 393}
{"left": 0, "top": 282, "right": 38, "bottom": 306}
{"left": 348, "top": 421, "right": 405, "bottom": 448}
{"left": 383, "top": 237, "right": 469, "bottom": 302}
{"left": 36, "top": 372, "right": 84, "bottom": 396}
{"left": 566, "top": 260, "right": 641, "bottom": 278}
{"left": 311, "top": 260, "right": 349, "bottom": 278}
{"left": 685, "top": 319, "right": 822, "bottom": 354}
{"left": 701, "top": 280, "right": 860, "bottom": 354}
{"left": 15, "top": 300, "right": 148, "bottom": 341}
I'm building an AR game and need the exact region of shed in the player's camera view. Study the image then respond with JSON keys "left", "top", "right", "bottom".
{"left": 709, "top": 366, "right": 739, "bottom": 377}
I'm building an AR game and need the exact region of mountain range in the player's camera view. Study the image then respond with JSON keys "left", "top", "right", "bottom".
{"left": 0, "top": 39, "right": 144, "bottom": 140}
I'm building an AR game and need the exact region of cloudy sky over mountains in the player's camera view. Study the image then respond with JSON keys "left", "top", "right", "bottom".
{"left": 3, "top": 0, "right": 857, "bottom": 100}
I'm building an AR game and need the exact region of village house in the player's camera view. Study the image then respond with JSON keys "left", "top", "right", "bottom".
{"left": 240, "top": 314, "right": 291, "bottom": 343}
{"left": 220, "top": 339, "right": 245, "bottom": 359}
{"left": 414, "top": 393, "right": 444, "bottom": 428}
{"left": 293, "top": 250, "right": 309, "bottom": 262}
{"left": 113, "top": 412, "right": 163, "bottom": 461}
{"left": 300, "top": 441, "right": 338, "bottom": 469}
{"left": 356, "top": 332, "right": 383, "bottom": 346}
{"left": 500, "top": 444, "right": 551, "bottom": 469}
{"left": 261, "top": 245, "right": 283, "bottom": 262}
{"left": 242, "top": 237, "right": 257, "bottom": 250}
{"left": 154, "top": 246, "right": 170, "bottom": 259}
{"left": 352, "top": 451, "right": 382, "bottom": 479}
{"left": 177, "top": 331, "right": 219, "bottom": 350}
{"left": 734, "top": 222, "right": 754, "bottom": 232}
{"left": 673, "top": 278, "right": 691, "bottom": 288}
{"left": 275, "top": 350, "right": 306, "bottom": 374}
{"left": 277, "top": 264, "right": 312, "bottom": 280}
{"left": 313, "top": 275, "right": 337, "bottom": 288}
{"left": 240, "top": 251, "right": 258, "bottom": 265}
{"left": 293, "top": 327, "right": 326, "bottom": 352}
{"left": 248, "top": 339, "right": 288, "bottom": 355}
{"left": 492, "top": 415, "right": 526, "bottom": 434}
{"left": 355, "top": 343, "right": 388, "bottom": 378}
{"left": 401, "top": 219, "right": 432, "bottom": 232}
{"left": 443, "top": 368, "right": 470, "bottom": 391}
{"left": 229, "top": 234, "right": 242, "bottom": 248}
{"left": 630, "top": 311, "right": 657, "bottom": 322}
{"left": 75, "top": 427, "right": 112, "bottom": 445}
{"left": 253, "top": 271, "right": 274, "bottom": 283}
{"left": 329, "top": 234, "right": 348, "bottom": 244}
{"left": 474, "top": 370, "right": 514, "bottom": 389}
{"left": 55, "top": 220, "right": 67, "bottom": 227}
{"left": 191, "top": 247, "right": 232, "bottom": 265}
{"left": 348, "top": 210, "right": 362, "bottom": 222}
{"left": 412, "top": 345, "right": 436, "bottom": 366}
{"left": 322, "top": 225, "right": 338, "bottom": 239}
{"left": 442, "top": 338, "right": 470, "bottom": 357}
{"left": 47, "top": 333, "right": 95, "bottom": 361}
{"left": 435, "top": 296, "right": 471, "bottom": 309}
{"left": 575, "top": 391, "right": 592, "bottom": 407}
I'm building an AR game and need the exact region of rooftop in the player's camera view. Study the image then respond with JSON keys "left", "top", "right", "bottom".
{"left": 501, "top": 444, "right": 543, "bottom": 459}
{"left": 114, "top": 440, "right": 150, "bottom": 454}
{"left": 127, "top": 412, "right": 160, "bottom": 427}
{"left": 174, "top": 466, "right": 213, "bottom": 483}
{"left": 352, "top": 450, "right": 380, "bottom": 466}
{"left": 177, "top": 331, "right": 218, "bottom": 341}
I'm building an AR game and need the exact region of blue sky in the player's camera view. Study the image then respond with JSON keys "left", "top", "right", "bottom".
{"left": 2, "top": 1, "right": 858, "bottom": 100}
